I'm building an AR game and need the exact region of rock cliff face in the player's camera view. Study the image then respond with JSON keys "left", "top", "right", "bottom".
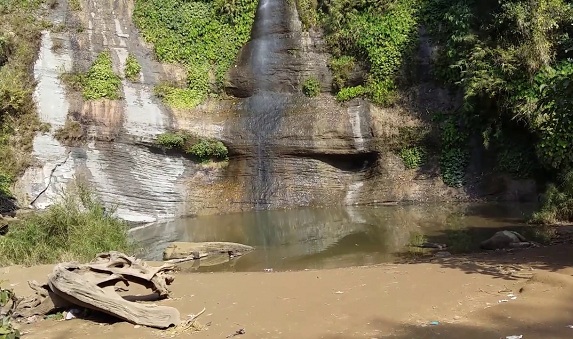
{"left": 16, "top": 0, "right": 538, "bottom": 222}
{"left": 16, "top": 0, "right": 192, "bottom": 223}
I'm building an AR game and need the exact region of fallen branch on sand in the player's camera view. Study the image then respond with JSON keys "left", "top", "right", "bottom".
{"left": 8, "top": 252, "right": 182, "bottom": 329}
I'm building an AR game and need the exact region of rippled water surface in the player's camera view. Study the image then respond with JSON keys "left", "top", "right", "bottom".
{"left": 130, "top": 203, "right": 538, "bottom": 272}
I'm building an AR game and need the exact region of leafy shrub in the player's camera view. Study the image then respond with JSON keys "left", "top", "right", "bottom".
{"left": 534, "top": 61, "right": 573, "bottom": 171}
{"left": 439, "top": 116, "right": 469, "bottom": 187}
{"left": 59, "top": 72, "right": 85, "bottom": 92}
{"left": 494, "top": 143, "right": 538, "bottom": 179}
{"left": 531, "top": 171, "right": 573, "bottom": 224}
{"left": 367, "top": 77, "right": 397, "bottom": 106}
{"left": 295, "top": 0, "right": 318, "bottom": 29}
{"left": 0, "top": 173, "right": 11, "bottom": 196}
{"left": 336, "top": 85, "right": 367, "bottom": 102}
{"left": 0, "top": 34, "right": 14, "bottom": 67}
{"left": 0, "top": 183, "right": 133, "bottom": 266}
{"left": 82, "top": 52, "right": 121, "bottom": 100}
{"left": 0, "top": 309, "right": 20, "bottom": 338}
{"left": 329, "top": 56, "right": 355, "bottom": 91}
{"left": 321, "top": 0, "right": 420, "bottom": 106}
{"left": 124, "top": 53, "right": 142, "bottom": 82}
{"left": 133, "top": 0, "right": 257, "bottom": 107}
{"left": 156, "top": 132, "right": 186, "bottom": 149}
{"left": 155, "top": 132, "right": 228, "bottom": 162}
{"left": 0, "top": 0, "right": 45, "bottom": 195}
{"left": 54, "top": 118, "right": 85, "bottom": 145}
{"left": 154, "top": 84, "right": 205, "bottom": 109}
{"left": 186, "top": 138, "right": 228, "bottom": 162}
{"left": 302, "top": 77, "right": 321, "bottom": 97}
{"left": 400, "top": 146, "right": 425, "bottom": 169}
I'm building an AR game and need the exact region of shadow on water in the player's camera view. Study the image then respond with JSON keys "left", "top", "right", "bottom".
{"left": 130, "top": 202, "right": 544, "bottom": 272}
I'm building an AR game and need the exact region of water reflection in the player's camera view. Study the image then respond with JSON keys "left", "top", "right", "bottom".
{"left": 130, "top": 203, "right": 537, "bottom": 272}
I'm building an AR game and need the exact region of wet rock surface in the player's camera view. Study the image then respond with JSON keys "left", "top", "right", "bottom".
{"left": 16, "top": 0, "right": 539, "bottom": 221}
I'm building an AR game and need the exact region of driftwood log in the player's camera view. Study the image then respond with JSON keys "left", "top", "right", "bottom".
{"left": 12, "top": 252, "right": 180, "bottom": 328}
{"left": 163, "top": 242, "right": 254, "bottom": 262}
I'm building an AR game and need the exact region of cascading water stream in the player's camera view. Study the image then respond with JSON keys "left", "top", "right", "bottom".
{"left": 243, "top": 0, "right": 292, "bottom": 209}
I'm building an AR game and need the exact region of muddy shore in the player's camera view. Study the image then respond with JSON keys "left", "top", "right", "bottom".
{"left": 2, "top": 242, "right": 573, "bottom": 338}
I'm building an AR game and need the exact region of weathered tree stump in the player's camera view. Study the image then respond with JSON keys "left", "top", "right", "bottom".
{"left": 12, "top": 252, "right": 181, "bottom": 329}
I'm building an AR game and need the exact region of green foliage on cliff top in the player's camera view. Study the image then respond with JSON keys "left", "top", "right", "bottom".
{"left": 0, "top": 183, "right": 133, "bottom": 266}
{"left": 320, "top": 0, "right": 421, "bottom": 105}
{"left": 133, "top": 0, "right": 257, "bottom": 108}
{"left": 0, "top": 0, "right": 46, "bottom": 197}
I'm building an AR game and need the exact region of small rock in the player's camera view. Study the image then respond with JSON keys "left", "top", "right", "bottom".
{"left": 134, "top": 325, "right": 141, "bottom": 329}
{"left": 434, "top": 251, "right": 451, "bottom": 258}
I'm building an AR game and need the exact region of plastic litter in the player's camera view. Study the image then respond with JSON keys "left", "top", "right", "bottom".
{"left": 429, "top": 321, "right": 439, "bottom": 326}
{"left": 263, "top": 268, "right": 273, "bottom": 273}
{"left": 567, "top": 325, "right": 573, "bottom": 328}
{"left": 499, "top": 299, "right": 509, "bottom": 303}
{"left": 64, "top": 309, "right": 80, "bottom": 320}
{"left": 506, "top": 336, "right": 523, "bottom": 339}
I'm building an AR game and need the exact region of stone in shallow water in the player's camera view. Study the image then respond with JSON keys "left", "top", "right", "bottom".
{"left": 163, "top": 242, "right": 255, "bottom": 260}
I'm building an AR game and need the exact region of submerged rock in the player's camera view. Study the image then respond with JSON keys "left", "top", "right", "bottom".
{"left": 163, "top": 242, "right": 255, "bottom": 261}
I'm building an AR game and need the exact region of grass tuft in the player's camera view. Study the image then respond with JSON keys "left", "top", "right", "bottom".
{"left": 0, "top": 182, "right": 133, "bottom": 267}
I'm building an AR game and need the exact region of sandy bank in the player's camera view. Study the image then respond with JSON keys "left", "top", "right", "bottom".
{"left": 2, "top": 244, "right": 573, "bottom": 338}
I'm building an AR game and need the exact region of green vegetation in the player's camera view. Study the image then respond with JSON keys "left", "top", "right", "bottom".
{"left": 422, "top": 0, "right": 573, "bottom": 217}
{"left": 153, "top": 84, "right": 204, "bottom": 109}
{"left": 82, "top": 52, "right": 121, "bottom": 100}
{"left": 302, "top": 77, "right": 321, "bottom": 97}
{"left": 399, "top": 146, "right": 425, "bottom": 169}
{"left": 124, "top": 53, "right": 142, "bottom": 82}
{"left": 336, "top": 85, "right": 367, "bottom": 102}
{"left": 60, "top": 52, "right": 121, "bottom": 100}
{"left": 54, "top": 118, "right": 85, "bottom": 145}
{"left": 133, "top": 0, "right": 258, "bottom": 108}
{"left": 319, "top": 0, "right": 420, "bottom": 105}
{"left": 531, "top": 172, "right": 573, "bottom": 224}
{"left": 1, "top": 287, "right": 20, "bottom": 338}
{"left": 69, "top": 0, "right": 80, "bottom": 11}
{"left": 438, "top": 116, "right": 469, "bottom": 188}
{"left": 328, "top": 56, "right": 355, "bottom": 91}
{"left": 187, "top": 138, "right": 228, "bottom": 160}
{"left": 155, "top": 132, "right": 228, "bottom": 162}
{"left": 295, "top": 0, "right": 318, "bottom": 29}
{"left": 0, "top": 184, "right": 133, "bottom": 266}
{"left": 0, "top": 0, "right": 47, "bottom": 198}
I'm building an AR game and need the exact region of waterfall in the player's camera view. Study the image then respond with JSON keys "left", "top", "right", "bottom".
{"left": 243, "top": 0, "right": 292, "bottom": 209}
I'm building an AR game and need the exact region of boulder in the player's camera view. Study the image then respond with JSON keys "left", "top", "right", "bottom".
{"left": 480, "top": 230, "right": 530, "bottom": 250}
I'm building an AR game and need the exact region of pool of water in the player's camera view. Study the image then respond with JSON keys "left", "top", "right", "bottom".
{"left": 129, "top": 202, "right": 538, "bottom": 272}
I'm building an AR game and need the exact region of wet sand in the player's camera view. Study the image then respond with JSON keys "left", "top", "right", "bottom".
{"left": 2, "top": 244, "right": 573, "bottom": 338}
